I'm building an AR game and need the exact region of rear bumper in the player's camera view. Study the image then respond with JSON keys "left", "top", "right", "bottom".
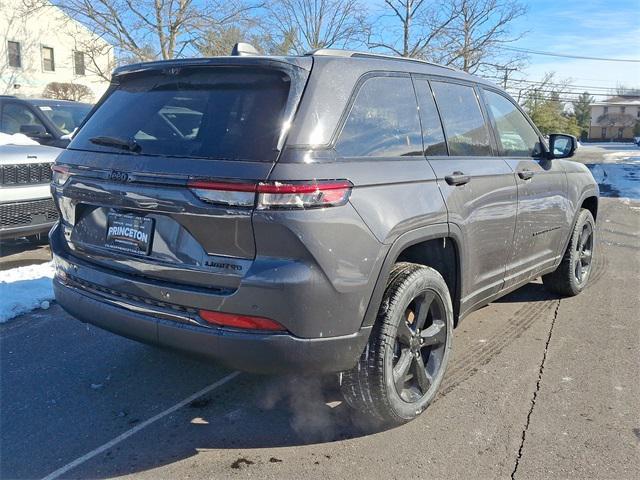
{"left": 53, "top": 277, "right": 371, "bottom": 374}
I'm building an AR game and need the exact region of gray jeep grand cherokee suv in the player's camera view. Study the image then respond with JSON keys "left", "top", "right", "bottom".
{"left": 51, "top": 47, "right": 598, "bottom": 425}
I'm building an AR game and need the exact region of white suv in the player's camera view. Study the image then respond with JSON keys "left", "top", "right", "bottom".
{"left": 0, "top": 144, "right": 60, "bottom": 240}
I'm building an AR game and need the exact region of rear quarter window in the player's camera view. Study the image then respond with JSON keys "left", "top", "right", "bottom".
{"left": 431, "top": 81, "right": 491, "bottom": 157}
{"left": 70, "top": 68, "right": 291, "bottom": 162}
{"left": 335, "top": 76, "right": 423, "bottom": 158}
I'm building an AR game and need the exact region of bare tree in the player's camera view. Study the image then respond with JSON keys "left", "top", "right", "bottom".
{"left": 36, "top": 0, "right": 256, "bottom": 62}
{"left": 43, "top": 82, "right": 94, "bottom": 102}
{"left": 439, "top": 0, "right": 527, "bottom": 73}
{"left": 197, "top": 26, "right": 253, "bottom": 57}
{"left": 614, "top": 85, "right": 640, "bottom": 97}
{"left": 517, "top": 72, "right": 569, "bottom": 105}
{"left": 262, "top": 0, "right": 369, "bottom": 55}
{"left": 369, "top": 0, "right": 458, "bottom": 58}
{"left": 196, "top": 24, "right": 297, "bottom": 57}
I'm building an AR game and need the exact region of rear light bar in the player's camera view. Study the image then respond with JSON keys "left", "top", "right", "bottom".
{"left": 198, "top": 309, "right": 286, "bottom": 332}
{"left": 187, "top": 180, "right": 256, "bottom": 207}
{"left": 51, "top": 164, "right": 71, "bottom": 186}
{"left": 187, "top": 179, "right": 352, "bottom": 209}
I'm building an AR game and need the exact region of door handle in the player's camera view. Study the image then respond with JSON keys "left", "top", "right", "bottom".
{"left": 444, "top": 171, "right": 471, "bottom": 186}
{"left": 518, "top": 169, "right": 535, "bottom": 180}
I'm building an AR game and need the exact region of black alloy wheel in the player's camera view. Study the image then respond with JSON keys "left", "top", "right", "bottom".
{"left": 391, "top": 289, "right": 447, "bottom": 402}
{"left": 574, "top": 221, "right": 593, "bottom": 286}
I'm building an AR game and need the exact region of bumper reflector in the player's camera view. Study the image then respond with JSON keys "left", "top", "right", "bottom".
{"left": 198, "top": 309, "right": 286, "bottom": 332}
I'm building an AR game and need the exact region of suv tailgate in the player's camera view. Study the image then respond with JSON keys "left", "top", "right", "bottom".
{"left": 52, "top": 59, "right": 310, "bottom": 289}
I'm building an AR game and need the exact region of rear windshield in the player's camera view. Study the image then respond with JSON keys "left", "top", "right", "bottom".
{"left": 70, "top": 68, "right": 291, "bottom": 162}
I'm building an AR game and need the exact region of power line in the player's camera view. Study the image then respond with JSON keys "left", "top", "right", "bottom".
{"left": 501, "top": 46, "right": 640, "bottom": 63}
{"left": 505, "top": 89, "right": 627, "bottom": 97}
{"left": 504, "top": 91, "right": 631, "bottom": 104}
{"left": 482, "top": 76, "right": 623, "bottom": 92}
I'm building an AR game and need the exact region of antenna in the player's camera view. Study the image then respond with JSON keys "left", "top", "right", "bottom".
{"left": 231, "top": 43, "right": 260, "bottom": 57}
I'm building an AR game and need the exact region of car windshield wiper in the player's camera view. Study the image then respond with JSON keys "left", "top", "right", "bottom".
{"left": 89, "top": 136, "right": 141, "bottom": 153}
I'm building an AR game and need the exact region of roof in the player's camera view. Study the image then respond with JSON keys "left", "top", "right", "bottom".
{"left": 591, "top": 95, "right": 640, "bottom": 106}
{"left": 306, "top": 48, "right": 458, "bottom": 71}
{"left": 112, "top": 48, "right": 491, "bottom": 87}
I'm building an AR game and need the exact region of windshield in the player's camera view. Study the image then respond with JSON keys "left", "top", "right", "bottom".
{"left": 69, "top": 67, "right": 291, "bottom": 162}
{"left": 38, "top": 103, "right": 92, "bottom": 134}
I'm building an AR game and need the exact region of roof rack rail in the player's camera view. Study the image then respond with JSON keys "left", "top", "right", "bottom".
{"left": 305, "top": 48, "right": 456, "bottom": 71}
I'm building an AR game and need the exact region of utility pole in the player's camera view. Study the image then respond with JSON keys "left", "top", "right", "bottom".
{"left": 497, "top": 66, "right": 518, "bottom": 89}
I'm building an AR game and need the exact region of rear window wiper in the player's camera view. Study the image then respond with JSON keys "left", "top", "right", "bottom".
{"left": 89, "top": 136, "right": 142, "bottom": 153}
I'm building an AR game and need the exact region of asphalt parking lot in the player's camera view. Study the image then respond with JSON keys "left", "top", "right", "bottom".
{"left": 1, "top": 144, "right": 638, "bottom": 479}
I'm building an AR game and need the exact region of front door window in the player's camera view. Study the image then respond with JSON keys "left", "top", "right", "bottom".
{"left": 483, "top": 90, "right": 542, "bottom": 157}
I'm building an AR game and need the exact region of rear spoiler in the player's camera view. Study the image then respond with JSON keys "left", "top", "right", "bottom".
{"left": 112, "top": 56, "right": 313, "bottom": 79}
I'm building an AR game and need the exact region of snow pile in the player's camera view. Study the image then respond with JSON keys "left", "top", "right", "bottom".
{"left": 0, "top": 132, "right": 40, "bottom": 146}
{"left": 603, "top": 151, "right": 640, "bottom": 164}
{"left": 587, "top": 163, "right": 640, "bottom": 201}
{"left": 0, "top": 261, "right": 55, "bottom": 323}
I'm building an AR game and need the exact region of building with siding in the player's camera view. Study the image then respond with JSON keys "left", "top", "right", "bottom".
{"left": 588, "top": 96, "right": 640, "bottom": 141}
{"left": 0, "top": 0, "right": 113, "bottom": 101}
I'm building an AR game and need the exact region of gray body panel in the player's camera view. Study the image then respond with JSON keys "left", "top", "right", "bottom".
{"left": 502, "top": 157, "right": 570, "bottom": 290}
{"left": 50, "top": 52, "right": 599, "bottom": 373}
{"left": 428, "top": 157, "right": 518, "bottom": 315}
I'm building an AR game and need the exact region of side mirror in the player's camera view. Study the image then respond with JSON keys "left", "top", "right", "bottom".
{"left": 20, "top": 124, "right": 52, "bottom": 140}
{"left": 547, "top": 133, "right": 577, "bottom": 159}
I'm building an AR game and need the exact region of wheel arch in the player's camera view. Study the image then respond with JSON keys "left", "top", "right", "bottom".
{"left": 581, "top": 195, "right": 598, "bottom": 221}
{"left": 361, "top": 223, "right": 464, "bottom": 328}
{"left": 558, "top": 191, "right": 599, "bottom": 259}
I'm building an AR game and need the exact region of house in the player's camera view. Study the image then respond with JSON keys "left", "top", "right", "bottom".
{"left": 588, "top": 96, "right": 640, "bottom": 141}
{"left": 0, "top": 0, "right": 113, "bottom": 101}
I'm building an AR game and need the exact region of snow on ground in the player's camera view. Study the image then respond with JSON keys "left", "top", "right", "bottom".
{"left": 0, "top": 261, "right": 55, "bottom": 323}
{"left": 602, "top": 151, "right": 640, "bottom": 164}
{"left": 588, "top": 162, "right": 640, "bottom": 201}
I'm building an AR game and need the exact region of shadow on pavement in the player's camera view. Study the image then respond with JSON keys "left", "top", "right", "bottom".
{"left": 2, "top": 278, "right": 558, "bottom": 479}
{"left": 0, "top": 237, "right": 51, "bottom": 270}
{"left": 494, "top": 281, "right": 559, "bottom": 303}
{"left": 64, "top": 280, "right": 560, "bottom": 479}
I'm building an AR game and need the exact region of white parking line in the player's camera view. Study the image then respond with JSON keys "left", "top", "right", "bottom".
{"left": 41, "top": 371, "right": 241, "bottom": 480}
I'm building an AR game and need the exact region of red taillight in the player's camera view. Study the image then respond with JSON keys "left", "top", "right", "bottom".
{"left": 187, "top": 180, "right": 257, "bottom": 207}
{"left": 187, "top": 179, "right": 352, "bottom": 209}
{"left": 257, "top": 180, "right": 352, "bottom": 209}
{"left": 187, "top": 180, "right": 257, "bottom": 192}
{"left": 198, "top": 309, "right": 286, "bottom": 332}
{"left": 52, "top": 164, "right": 70, "bottom": 186}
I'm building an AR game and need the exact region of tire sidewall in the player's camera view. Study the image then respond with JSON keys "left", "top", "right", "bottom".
{"left": 381, "top": 269, "right": 454, "bottom": 421}
{"left": 567, "top": 210, "right": 596, "bottom": 294}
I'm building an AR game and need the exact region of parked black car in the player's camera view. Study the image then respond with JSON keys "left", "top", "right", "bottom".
{"left": 50, "top": 46, "right": 598, "bottom": 426}
{"left": 0, "top": 96, "right": 92, "bottom": 148}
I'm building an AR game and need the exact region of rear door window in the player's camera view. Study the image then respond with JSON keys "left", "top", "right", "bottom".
{"left": 70, "top": 68, "right": 291, "bottom": 162}
{"left": 335, "top": 76, "right": 423, "bottom": 157}
{"left": 483, "top": 90, "right": 542, "bottom": 157}
{"left": 431, "top": 81, "right": 492, "bottom": 156}
{"left": 413, "top": 79, "right": 448, "bottom": 156}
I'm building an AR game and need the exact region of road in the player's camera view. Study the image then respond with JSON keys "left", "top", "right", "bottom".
{"left": 1, "top": 149, "right": 639, "bottom": 479}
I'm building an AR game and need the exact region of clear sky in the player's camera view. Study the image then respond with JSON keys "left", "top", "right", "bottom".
{"left": 504, "top": 0, "right": 640, "bottom": 91}
{"left": 367, "top": 0, "right": 640, "bottom": 95}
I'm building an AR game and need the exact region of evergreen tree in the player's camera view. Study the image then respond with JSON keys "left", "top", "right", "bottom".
{"left": 525, "top": 90, "right": 580, "bottom": 137}
{"left": 573, "top": 92, "right": 594, "bottom": 139}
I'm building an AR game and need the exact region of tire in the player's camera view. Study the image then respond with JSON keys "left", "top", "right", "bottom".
{"left": 341, "top": 262, "right": 454, "bottom": 426}
{"left": 542, "top": 208, "right": 595, "bottom": 297}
